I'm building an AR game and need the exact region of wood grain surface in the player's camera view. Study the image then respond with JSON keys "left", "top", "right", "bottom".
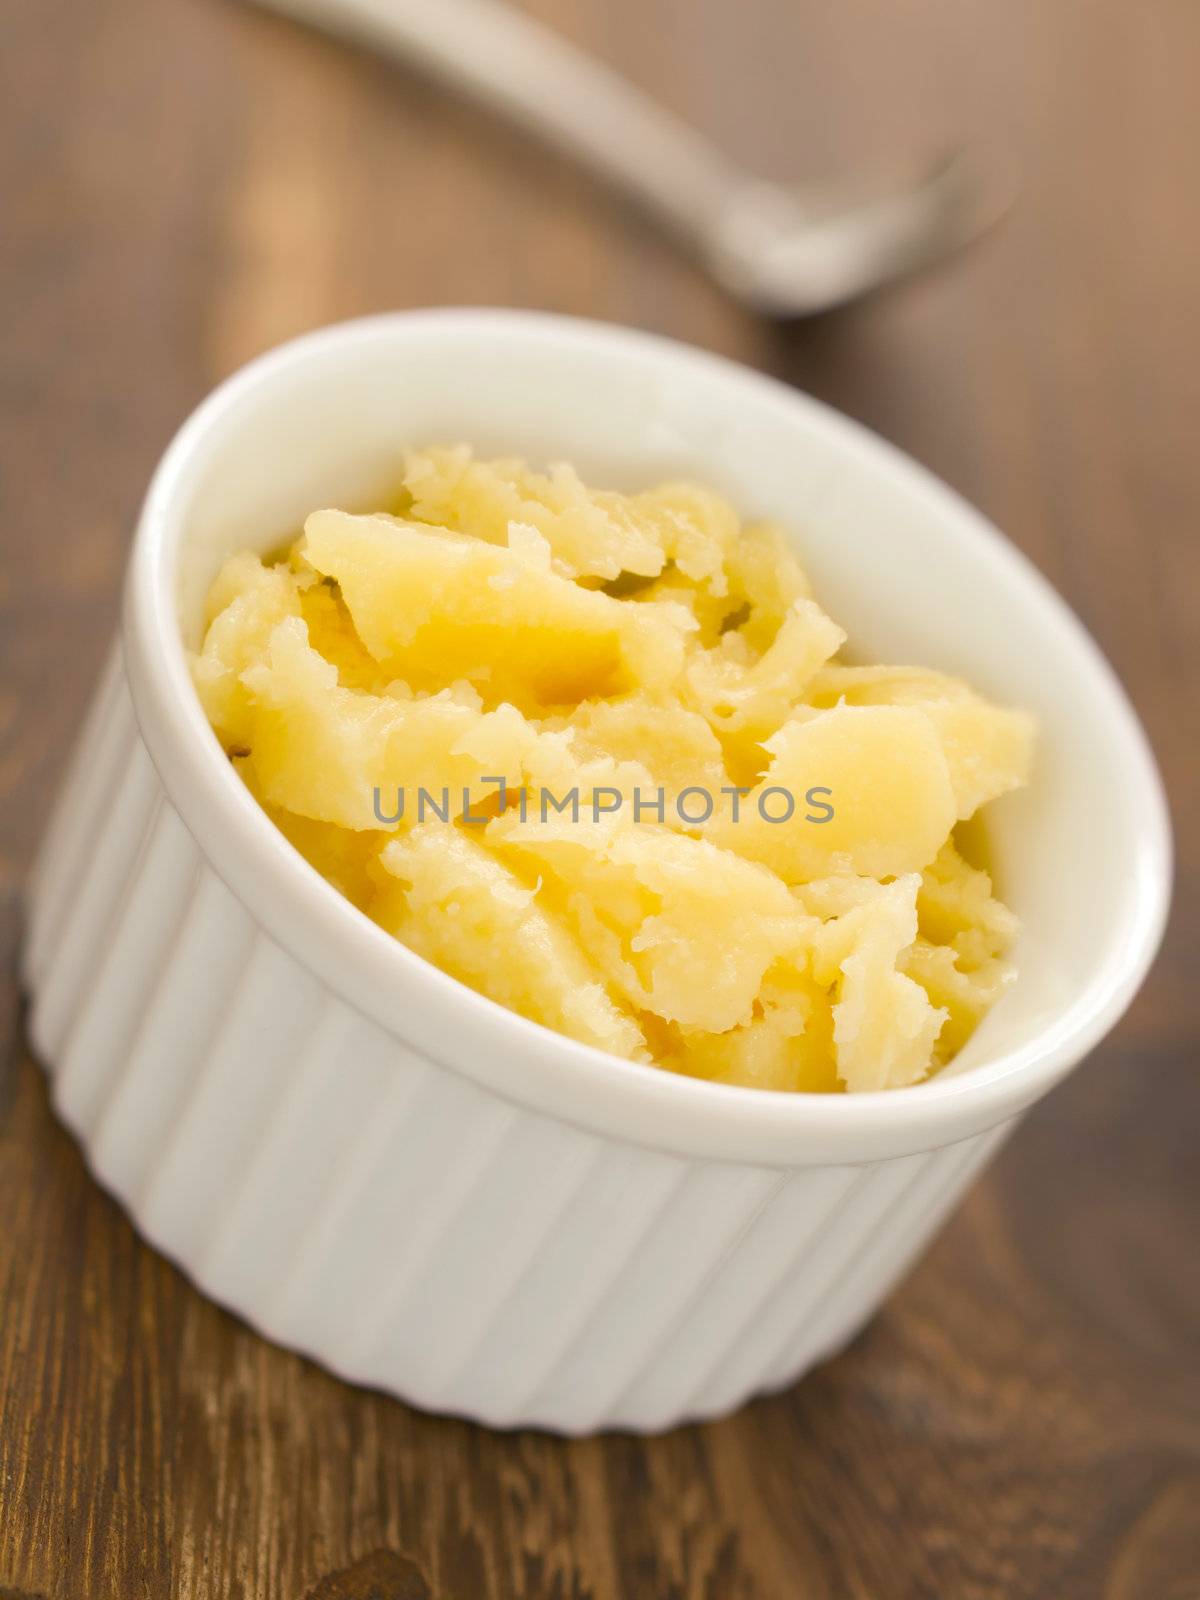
{"left": 1, "top": 0, "right": 1197, "bottom": 1595}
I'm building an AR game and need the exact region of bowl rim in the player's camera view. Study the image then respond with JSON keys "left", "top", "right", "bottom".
{"left": 122, "top": 308, "right": 1173, "bottom": 1166}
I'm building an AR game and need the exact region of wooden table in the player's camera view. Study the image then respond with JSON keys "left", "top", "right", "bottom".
{"left": 2, "top": 0, "right": 1196, "bottom": 1595}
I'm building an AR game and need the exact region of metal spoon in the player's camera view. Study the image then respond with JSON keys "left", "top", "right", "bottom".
{"left": 245, "top": 0, "right": 1013, "bottom": 317}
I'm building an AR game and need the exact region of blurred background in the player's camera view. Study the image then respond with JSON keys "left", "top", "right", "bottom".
{"left": 1, "top": 0, "right": 1196, "bottom": 1596}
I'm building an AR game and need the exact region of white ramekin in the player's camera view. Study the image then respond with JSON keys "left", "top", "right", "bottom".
{"left": 22, "top": 311, "right": 1171, "bottom": 1435}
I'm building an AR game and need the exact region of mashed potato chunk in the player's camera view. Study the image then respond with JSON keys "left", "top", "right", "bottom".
{"left": 192, "top": 447, "right": 1033, "bottom": 1093}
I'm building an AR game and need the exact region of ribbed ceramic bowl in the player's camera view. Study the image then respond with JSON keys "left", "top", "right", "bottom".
{"left": 22, "top": 311, "right": 1171, "bottom": 1435}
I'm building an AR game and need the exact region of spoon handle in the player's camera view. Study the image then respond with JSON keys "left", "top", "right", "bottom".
{"left": 249, "top": 0, "right": 742, "bottom": 250}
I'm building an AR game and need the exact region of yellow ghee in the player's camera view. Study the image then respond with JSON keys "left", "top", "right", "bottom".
{"left": 191, "top": 447, "right": 1033, "bottom": 1092}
